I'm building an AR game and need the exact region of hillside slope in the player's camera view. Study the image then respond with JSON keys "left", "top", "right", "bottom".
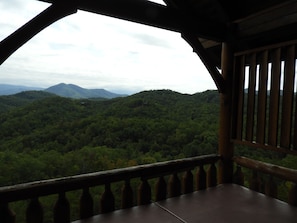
{"left": 0, "top": 91, "right": 56, "bottom": 113}
{"left": 0, "top": 89, "right": 220, "bottom": 156}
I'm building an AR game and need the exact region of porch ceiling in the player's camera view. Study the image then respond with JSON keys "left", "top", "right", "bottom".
{"left": 37, "top": 0, "right": 297, "bottom": 66}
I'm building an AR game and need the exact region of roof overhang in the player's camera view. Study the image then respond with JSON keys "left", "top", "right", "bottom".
{"left": 1, "top": 0, "right": 297, "bottom": 93}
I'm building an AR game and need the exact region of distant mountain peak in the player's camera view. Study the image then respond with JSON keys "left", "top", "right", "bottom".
{"left": 44, "top": 83, "right": 127, "bottom": 99}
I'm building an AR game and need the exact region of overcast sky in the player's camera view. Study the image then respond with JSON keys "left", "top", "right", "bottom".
{"left": 0, "top": 0, "right": 216, "bottom": 95}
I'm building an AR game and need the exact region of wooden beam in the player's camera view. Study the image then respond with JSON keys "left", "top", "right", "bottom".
{"left": 181, "top": 32, "right": 226, "bottom": 93}
{"left": 235, "top": 1, "right": 297, "bottom": 39}
{"left": 38, "top": 0, "right": 227, "bottom": 41}
{"left": 0, "top": 2, "right": 77, "bottom": 65}
{"left": 232, "top": 139, "right": 297, "bottom": 156}
{"left": 234, "top": 156, "right": 297, "bottom": 183}
{"left": 218, "top": 42, "right": 234, "bottom": 183}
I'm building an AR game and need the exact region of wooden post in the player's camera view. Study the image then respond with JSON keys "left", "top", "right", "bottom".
{"left": 168, "top": 173, "right": 181, "bottom": 197}
{"left": 26, "top": 198, "right": 43, "bottom": 223}
{"left": 207, "top": 163, "right": 217, "bottom": 187}
{"left": 233, "top": 166, "right": 244, "bottom": 185}
{"left": 121, "top": 180, "right": 134, "bottom": 209}
{"left": 80, "top": 188, "right": 93, "bottom": 219}
{"left": 197, "top": 165, "right": 206, "bottom": 190}
{"left": 100, "top": 183, "right": 115, "bottom": 213}
{"left": 218, "top": 42, "right": 234, "bottom": 184}
{"left": 138, "top": 179, "right": 151, "bottom": 205}
{"left": 182, "top": 170, "right": 193, "bottom": 194}
{"left": 155, "top": 176, "right": 167, "bottom": 201}
{"left": 54, "top": 192, "right": 70, "bottom": 223}
{"left": 0, "top": 203, "right": 15, "bottom": 223}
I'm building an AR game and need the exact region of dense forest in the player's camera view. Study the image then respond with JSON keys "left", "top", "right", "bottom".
{"left": 0, "top": 89, "right": 219, "bottom": 186}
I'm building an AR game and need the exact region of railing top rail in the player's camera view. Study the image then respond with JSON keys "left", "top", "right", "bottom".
{"left": 0, "top": 154, "right": 220, "bottom": 203}
{"left": 233, "top": 156, "right": 297, "bottom": 183}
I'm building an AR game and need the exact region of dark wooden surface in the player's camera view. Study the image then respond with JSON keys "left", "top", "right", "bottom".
{"left": 73, "top": 184, "right": 297, "bottom": 223}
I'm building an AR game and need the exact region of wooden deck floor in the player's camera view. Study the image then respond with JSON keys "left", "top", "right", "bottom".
{"left": 73, "top": 184, "right": 297, "bottom": 223}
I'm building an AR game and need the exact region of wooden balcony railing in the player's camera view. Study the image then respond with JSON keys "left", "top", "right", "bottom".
{"left": 233, "top": 156, "right": 297, "bottom": 205}
{"left": 0, "top": 154, "right": 220, "bottom": 223}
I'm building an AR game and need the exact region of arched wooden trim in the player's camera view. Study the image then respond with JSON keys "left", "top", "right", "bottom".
{"left": 0, "top": 2, "right": 77, "bottom": 65}
{"left": 182, "top": 32, "right": 226, "bottom": 93}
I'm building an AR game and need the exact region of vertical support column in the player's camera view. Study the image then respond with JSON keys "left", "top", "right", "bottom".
{"left": 218, "top": 42, "right": 234, "bottom": 184}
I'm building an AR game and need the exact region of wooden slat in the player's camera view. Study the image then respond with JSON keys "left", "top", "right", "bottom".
{"left": 294, "top": 94, "right": 297, "bottom": 150}
{"left": 280, "top": 45, "right": 295, "bottom": 149}
{"left": 256, "top": 50, "right": 269, "bottom": 144}
{"left": 245, "top": 53, "right": 257, "bottom": 141}
{"left": 268, "top": 48, "right": 281, "bottom": 146}
{"left": 293, "top": 49, "right": 297, "bottom": 151}
{"left": 232, "top": 56, "right": 245, "bottom": 139}
{"left": 232, "top": 139, "right": 297, "bottom": 156}
{"left": 234, "top": 55, "right": 245, "bottom": 140}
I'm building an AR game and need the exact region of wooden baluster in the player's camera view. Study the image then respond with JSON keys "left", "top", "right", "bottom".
{"left": 0, "top": 203, "right": 16, "bottom": 223}
{"left": 207, "top": 163, "right": 217, "bottom": 187}
{"left": 168, "top": 173, "right": 181, "bottom": 197}
{"left": 233, "top": 165, "right": 244, "bottom": 186}
{"left": 197, "top": 165, "right": 206, "bottom": 190}
{"left": 155, "top": 176, "right": 167, "bottom": 201}
{"left": 182, "top": 170, "right": 193, "bottom": 194}
{"left": 138, "top": 179, "right": 151, "bottom": 205}
{"left": 288, "top": 183, "right": 297, "bottom": 206}
{"left": 249, "top": 170, "right": 260, "bottom": 192}
{"left": 54, "top": 192, "right": 70, "bottom": 223}
{"left": 80, "top": 188, "right": 93, "bottom": 219}
{"left": 122, "top": 180, "right": 133, "bottom": 209}
{"left": 100, "top": 183, "right": 115, "bottom": 213}
{"left": 26, "top": 198, "right": 43, "bottom": 223}
{"left": 265, "top": 176, "right": 278, "bottom": 198}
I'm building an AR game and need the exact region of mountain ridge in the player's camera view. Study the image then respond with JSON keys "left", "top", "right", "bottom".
{"left": 0, "top": 83, "right": 127, "bottom": 99}
{"left": 0, "top": 84, "right": 43, "bottom": 95}
{"left": 44, "top": 83, "right": 127, "bottom": 99}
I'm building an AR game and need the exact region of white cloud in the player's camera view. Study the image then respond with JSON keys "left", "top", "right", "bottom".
{"left": 0, "top": 0, "right": 216, "bottom": 94}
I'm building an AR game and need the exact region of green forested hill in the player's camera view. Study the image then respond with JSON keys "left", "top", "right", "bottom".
{"left": 0, "top": 90, "right": 56, "bottom": 113}
{"left": 0, "top": 89, "right": 220, "bottom": 186}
